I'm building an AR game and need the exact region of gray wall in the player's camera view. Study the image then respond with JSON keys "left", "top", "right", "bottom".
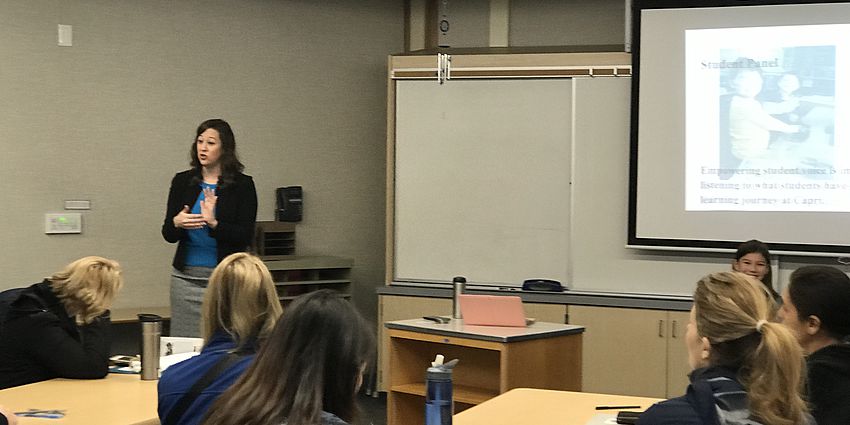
{"left": 438, "top": 0, "right": 491, "bottom": 48}
{"left": 406, "top": 0, "right": 627, "bottom": 50}
{"left": 510, "top": 0, "right": 626, "bottom": 47}
{"left": 0, "top": 0, "right": 403, "bottom": 324}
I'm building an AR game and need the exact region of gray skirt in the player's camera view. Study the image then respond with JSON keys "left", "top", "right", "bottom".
{"left": 170, "top": 266, "right": 213, "bottom": 338}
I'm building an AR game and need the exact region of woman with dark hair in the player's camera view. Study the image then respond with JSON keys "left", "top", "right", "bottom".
{"left": 0, "top": 256, "right": 123, "bottom": 389}
{"left": 779, "top": 265, "right": 850, "bottom": 425}
{"left": 162, "top": 119, "right": 258, "bottom": 337}
{"left": 639, "top": 272, "right": 811, "bottom": 425}
{"left": 201, "top": 290, "right": 374, "bottom": 425}
{"left": 732, "top": 239, "right": 778, "bottom": 301}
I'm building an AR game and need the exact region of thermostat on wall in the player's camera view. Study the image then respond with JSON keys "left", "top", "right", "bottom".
{"left": 45, "top": 213, "right": 82, "bottom": 234}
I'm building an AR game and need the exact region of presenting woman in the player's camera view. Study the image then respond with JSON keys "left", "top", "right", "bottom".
{"left": 162, "top": 119, "right": 258, "bottom": 337}
{"left": 0, "top": 256, "right": 123, "bottom": 389}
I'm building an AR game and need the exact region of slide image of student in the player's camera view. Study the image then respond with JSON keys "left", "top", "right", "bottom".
{"left": 727, "top": 66, "right": 801, "bottom": 166}
{"left": 759, "top": 73, "right": 802, "bottom": 124}
{"left": 715, "top": 46, "right": 837, "bottom": 177}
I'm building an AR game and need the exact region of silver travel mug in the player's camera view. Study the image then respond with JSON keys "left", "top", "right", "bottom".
{"left": 138, "top": 314, "right": 162, "bottom": 380}
{"left": 452, "top": 276, "right": 466, "bottom": 319}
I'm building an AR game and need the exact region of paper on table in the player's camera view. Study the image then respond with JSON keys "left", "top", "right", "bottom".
{"left": 161, "top": 336, "right": 203, "bottom": 356}
{"left": 160, "top": 351, "right": 200, "bottom": 373}
{"left": 108, "top": 351, "right": 200, "bottom": 375}
{"left": 585, "top": 413, "right": 618, "bottom": 425}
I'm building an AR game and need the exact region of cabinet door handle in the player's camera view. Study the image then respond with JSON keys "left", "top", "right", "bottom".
{"left": 658, "top": 319, "right": 665, "bottom": 338}
{"left": 671, "top": 320, "right": 678, "bottom": 338}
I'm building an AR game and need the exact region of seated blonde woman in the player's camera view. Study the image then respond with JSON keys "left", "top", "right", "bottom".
{"left": 638, "top": 272, "right": 811, "bottom": 425}
{"left": 201, "top": 289, "right": 374, "bottom": 425}
{"left": 0, "top": 256, "right": 123, "bottom": 389}
{"left": 158, "top": 253, "right": 283, "bottom": 425}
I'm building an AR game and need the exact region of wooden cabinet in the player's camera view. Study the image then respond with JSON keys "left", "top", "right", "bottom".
{"left": 377, "top": 295, "right": 567, "bottom": 392}
{"left": 263, "top": 256, "right": 352, "bottom": 304}
{"left": 386, "top": 319, "right": 583, "bottom": 425}
{"left": 665, "top": 310, "right": 691, "bottom": 397}
{"left": 568, "top": 306, "right": 691, "bottom": 398}
{"left": 254, "top": 221, "right": 296, "bottom": 257}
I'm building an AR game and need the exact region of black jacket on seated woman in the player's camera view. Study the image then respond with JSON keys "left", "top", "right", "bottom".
{"left": 0, "top": 256, "right": 122, "bottom": 390}
{"left": 639, "top": 366, "right": 764, "bottom": 425}
{"left": 779, "top": 266, "right": 850, "bottom": 425}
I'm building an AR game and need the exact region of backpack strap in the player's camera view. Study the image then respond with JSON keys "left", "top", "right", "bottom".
{"left": 162, "top": 352, "right": 244, "bottom": 425}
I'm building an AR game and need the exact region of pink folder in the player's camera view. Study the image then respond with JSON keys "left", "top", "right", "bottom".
{"left": 459, "top": 294, "right": 527, "bottom": 327}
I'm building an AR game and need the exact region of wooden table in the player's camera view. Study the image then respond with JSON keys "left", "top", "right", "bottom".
{"left": 111, "top": 307, "right": 171, "bottom": 324}
{"left": 454, "top": 388, "right": 662, "bottom": 425}
{"left": 386, "top": 319, "right": 584, "bottom": 425}
{"left": 0, "top": 374, "right": 159, "bottom": 425}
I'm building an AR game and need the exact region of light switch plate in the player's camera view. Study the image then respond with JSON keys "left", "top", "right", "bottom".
{"left": 45, "top": 213, "right": 82, "bottom": 234}
{"left": 58, "top": 24, "right": 72, "bottom": 47}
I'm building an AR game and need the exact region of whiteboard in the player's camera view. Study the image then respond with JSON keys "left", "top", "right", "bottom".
{"left": 569, "top": 77, "right": 725, "bottom": 295}
{"left": 393, "top": 77, "right": 732, "bottom": 294}
{"left": 394, "top": 79, "right": 573, "bottom": 286}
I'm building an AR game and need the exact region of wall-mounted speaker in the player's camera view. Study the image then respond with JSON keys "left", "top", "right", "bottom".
{"left": 276, "top": 186, "right": 302, "bottom": 222}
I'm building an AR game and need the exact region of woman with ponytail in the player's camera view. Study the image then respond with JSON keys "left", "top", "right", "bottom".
{"left": 639, "top": 272, "right": 811, "bottom": 425}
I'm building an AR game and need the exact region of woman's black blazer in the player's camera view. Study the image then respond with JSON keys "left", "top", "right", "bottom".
{"left": 161, "top": 169, "right": 258, "bottom": 270}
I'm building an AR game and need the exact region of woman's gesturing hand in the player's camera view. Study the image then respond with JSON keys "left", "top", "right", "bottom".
{"left": 173, "top": 205, "right": 206, "bottom": 229}
{"left": 200, "top": 187, "right": 218, "bottom": 228}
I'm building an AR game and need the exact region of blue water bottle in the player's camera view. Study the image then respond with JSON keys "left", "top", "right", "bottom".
{"left": 425, "top": 355, "right": 458, "bottom": 425}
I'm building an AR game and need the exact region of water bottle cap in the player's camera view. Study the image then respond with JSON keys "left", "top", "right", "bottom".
{"left": 426, "top": 367, "right": 452, "bottom": 381}
{"left": 453, "top": 276, "right": 466, "bottom": 283}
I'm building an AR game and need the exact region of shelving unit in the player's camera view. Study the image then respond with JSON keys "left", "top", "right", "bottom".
{"left": 263, "top": 256, "right": 353, "bottom": 304}
{"left": 376, "top": 295, "right": 568, "bottom": 392}
{"left": 254, "top": 221, "right": 296, "bottom": 258}
{"left": 385, "top": 319, "right": 583, "bottom": 425}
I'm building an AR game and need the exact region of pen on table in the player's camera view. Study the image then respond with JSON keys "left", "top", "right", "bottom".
{"left": 595, "top": 405, "right": 641, "bottom": 410}
{"left": 15, "top": 409, "right": 66, "bottom": 419}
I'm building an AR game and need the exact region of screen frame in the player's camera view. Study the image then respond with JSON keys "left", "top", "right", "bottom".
{"left": 628, "top": 0, "right": 850, "bottom": 256}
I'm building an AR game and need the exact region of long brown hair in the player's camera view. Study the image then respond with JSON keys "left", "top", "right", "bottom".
{"left": 694, "top": 272, "right": 808, "bottom": 425}
{"left": 189, "top": 118, "right": 244, "bottom": 187}
{"left": 201, "top": 290, "right": 374, "bottom": 425}
{"left": 733, "top": 239, "right": 777, "bottom": 299}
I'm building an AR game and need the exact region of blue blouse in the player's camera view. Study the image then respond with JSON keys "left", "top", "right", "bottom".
{"left": 184, "top": 182, "right": 217, "bottom": 267}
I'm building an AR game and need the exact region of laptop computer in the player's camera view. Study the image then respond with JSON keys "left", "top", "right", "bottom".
{"left": 459, "top": 294, "right": 527, "bottom": 327}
